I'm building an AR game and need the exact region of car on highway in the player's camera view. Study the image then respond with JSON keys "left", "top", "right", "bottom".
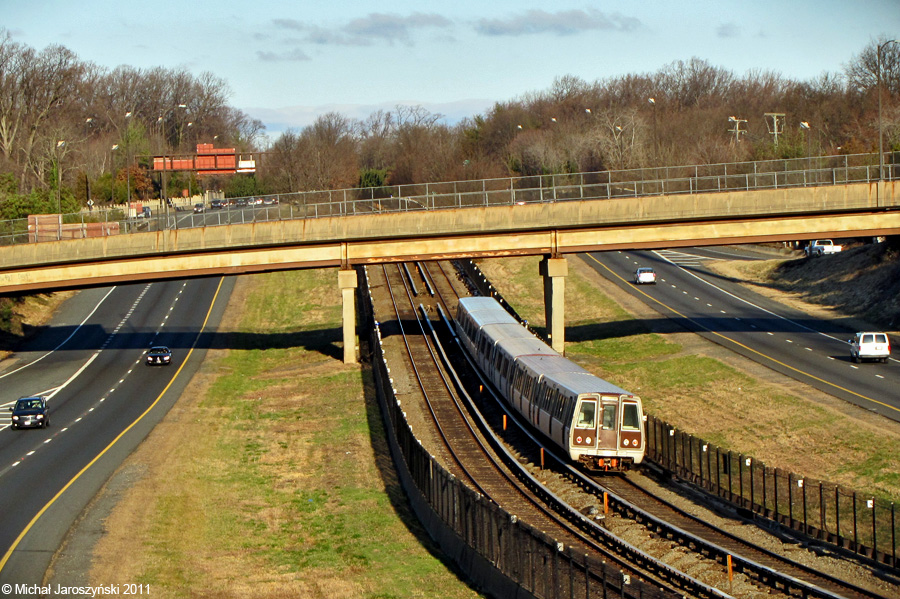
{"left": 9, "top": 396, "right": 50, "bottom": 429}
{"left": 146, "top": 345, "right": 173, "bottom": 365}
{"left": 193, "top": 203, "right": 205, "bottom": 213}
{"left": 849, "top": 332, "right": 891, "bottom": 363}
{"left": 633, "top": 267, "right": 657, "bottom": 285}
{"left": 235, "top": 198, "right": 248, "bottom": 207}
{"left": 262, "top": 196, "right": 278, "bottom": 206}
{"left": 210, "top": 199, "right": 226, "bottom": 209}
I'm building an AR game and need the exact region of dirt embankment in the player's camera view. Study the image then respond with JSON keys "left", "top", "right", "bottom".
{"left": 721, "top": 240, "right": 900, "bottom": 334}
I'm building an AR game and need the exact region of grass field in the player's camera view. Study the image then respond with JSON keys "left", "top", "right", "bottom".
{"left": 84, "top": 253, "right": 900, "bottom": 595}
{"left": 87, "top": 270, "right": 483, "bottom": 598}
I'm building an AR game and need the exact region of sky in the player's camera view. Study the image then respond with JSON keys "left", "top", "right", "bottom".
{"left": 4, "top": 0, "right": 899, "bottom": 140}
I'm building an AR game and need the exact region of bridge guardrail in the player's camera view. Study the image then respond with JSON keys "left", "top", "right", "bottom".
{"left": 3, "top": 152, "right": 896, "bottom": 246}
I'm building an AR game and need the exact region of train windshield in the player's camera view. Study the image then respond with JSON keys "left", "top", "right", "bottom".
{"left": 601, "top": 404, "right": 617, "bottom": 429}
{"left": 622, "top": 402, "right": 641, "bottom": 430}
{"left": 576, "top": 400, "right": 596, "bottom": 428}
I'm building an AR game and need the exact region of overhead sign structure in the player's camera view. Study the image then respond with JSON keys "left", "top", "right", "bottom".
{"left": 152, "top": 143, "right": 256, "bottom": 176}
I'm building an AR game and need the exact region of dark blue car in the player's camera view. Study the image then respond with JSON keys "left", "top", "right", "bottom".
{"left": 9, "top": 396, "right": 50, "bottom": 429}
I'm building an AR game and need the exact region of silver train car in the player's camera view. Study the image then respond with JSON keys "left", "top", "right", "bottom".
{"left": 455, "top": 296, "right": 645, "bottom": 471}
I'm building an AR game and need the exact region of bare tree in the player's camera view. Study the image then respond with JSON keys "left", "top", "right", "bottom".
{"left": 846, "top": 36, "right": 900, "bottom": 95}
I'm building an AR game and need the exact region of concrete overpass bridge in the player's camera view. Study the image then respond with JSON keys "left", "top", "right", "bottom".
{"left": 0, "top": 153, "right": 897, "bottom": 362}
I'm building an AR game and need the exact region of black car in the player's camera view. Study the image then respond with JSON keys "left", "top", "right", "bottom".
{"left": 210, "top": 199, "right": 226, "bottom": 209}
{"left": 146, "top": 346, "right": 172, "bottom": 365}
{"left": 9, "top": 396, "right": 50, "bottom": 429}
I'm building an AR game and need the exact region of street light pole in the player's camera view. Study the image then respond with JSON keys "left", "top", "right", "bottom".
{"left": 124, "top": 111, "right": 132, "bottom": 210}
{"left": 648, "top": 97, "right": 658, "bottom": 166}
{"left": 877, "top": 39, "right": 899, "bottom": 181}
{"left": 55, "top": 140, "right": 66, "bottom": 213}
{"left": 110, "top": 144, "right": 119, "bottom": 205}
{"left": 800, "top": 121, "right": 812, "bottom": 181}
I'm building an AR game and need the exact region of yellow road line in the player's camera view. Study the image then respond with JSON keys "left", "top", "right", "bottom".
{"left": 0, "top": 277, "right": 225, "bottom": 574}
{"left": 584, "top": 253, "right": 900, "bottom": 415}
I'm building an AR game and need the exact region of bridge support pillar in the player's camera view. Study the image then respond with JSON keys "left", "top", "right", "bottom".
{"left": 540, "top": 256, "right": 567, "bottom": 355}
{"left": 339, "top": 269, "right": 358, "bottom": 364}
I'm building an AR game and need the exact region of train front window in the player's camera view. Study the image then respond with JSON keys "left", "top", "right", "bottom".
{"left": 601, "top": 404, "right": 617, "bottom": 430}
{"left": 576, "top": 400, "right": 596, "bottom": 428}
{"left": 622, "top": 403, "right": 640, "bottom": 430}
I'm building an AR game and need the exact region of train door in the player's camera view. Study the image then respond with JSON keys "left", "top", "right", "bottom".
{"left": 597, "top": 397, "right": 618, "bottom": 452}
{"left": 619, "top": 399, "right": 643, "bottom": 454}
{"left": 571, "top": 395, "right": 598, "bottom": 451}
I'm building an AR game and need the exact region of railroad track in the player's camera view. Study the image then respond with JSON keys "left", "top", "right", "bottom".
{"left": 594, "top": 473, "right": 900, "bottom": 599}
{"left": 371, "top": 261, "right": 735, "bottom": 598}
{"left": 373, "top": 259, "right": 900, "bottom": 599}
{"left": 440, "top": 260, "right": 900, "bottom": 599}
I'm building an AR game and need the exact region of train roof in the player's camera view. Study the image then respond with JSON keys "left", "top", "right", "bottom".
{"left": 481, "top": 322, "right": 540, "bottom": 343}
{"left": 516, "top": 354, "right": 632, "bottom": 396}
{"left": 516, "top": 353, "right": 587, "bottom": 376}
{"left": 458, "top": 297, "right": 519, "bottom": 327}
{"left": 495, "top": 336, "right": 558, "bottom": 359}
{"left": 547, "top": 370, "right": 633, "bottom": 396}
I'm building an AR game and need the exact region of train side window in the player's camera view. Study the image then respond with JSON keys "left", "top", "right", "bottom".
{"left": 576, "top": 400, "right": 596, "bottom": 428}
{"left": 622, "top": 402, "right": 641, "bottom": 430}
{"left": 601, "top": 404, "right": 617, "bottom": 430}
{"left": 556, "top": 393, "right": 568, "bottom": 419}
{"left": 551, "top": 392, "right": 563, "bottom": 419}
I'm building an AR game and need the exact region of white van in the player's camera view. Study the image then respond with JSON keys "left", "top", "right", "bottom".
{"left": 849, "top": 332, "right": 891, "bottom": 363}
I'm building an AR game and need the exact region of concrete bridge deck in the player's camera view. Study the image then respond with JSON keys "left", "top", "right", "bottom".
{"left": 0, "top": 180, "right": 895, "bottom": 294}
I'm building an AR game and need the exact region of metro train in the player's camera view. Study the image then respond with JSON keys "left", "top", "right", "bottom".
{"left": 454, "top": 296, "right": 645, "bottom": 471}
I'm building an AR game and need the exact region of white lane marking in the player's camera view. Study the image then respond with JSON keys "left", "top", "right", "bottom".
{"left": 0, "top": 287, "right": 116, "bottom": 379}
{"left": 47, "top": 353, "right": 100, "bottom": 399}
{"left": 652, "top": 250, "right": 860, "bottom": 350}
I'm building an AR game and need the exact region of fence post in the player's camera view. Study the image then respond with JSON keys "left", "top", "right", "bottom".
{"left": 688, "top": 435, "right": 693, "bottom": 482}
{"left": 789, "top": 473, "right": 794, "bottom": 528}
{"left": 853, "top": 492, "right": 859, "bottom": 549}
{"left": 872, "top": 499, "right": 877, "bottom": 559}
{"left": 774, "top": 469, "right": 779, "bottom": 523}
{"left": 749, "top": 458, "right": 754, "bottom": 512}
{"left": 715, "top": 448, "right": 721, "bottom": 497}
{"left": 836, "top": 487, "right": 841, "bottom": 547}
{"left": 727, "top": 450, "right": 733, "bottom": 501}
{"left": 802, "top": 478, "right": 808, "bottom": 534}
{"left": 820, "top": 484, "right": 826, "bottom": 540}
{"left": 892, "top": 502, "right": 896, "bottom": 567}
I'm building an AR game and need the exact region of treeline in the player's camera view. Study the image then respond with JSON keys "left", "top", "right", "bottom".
{"left": 1, "top": 28, "right": 898, "bottom": 219}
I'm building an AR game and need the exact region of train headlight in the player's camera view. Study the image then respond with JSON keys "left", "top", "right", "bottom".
{"left": 585, "top": 437, "right": 592, "bottom": 444}
{"left": 623, "top": 439, "right": 629, "bottom": 446}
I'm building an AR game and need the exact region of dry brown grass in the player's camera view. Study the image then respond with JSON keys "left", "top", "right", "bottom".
{"left": 86, "top": 273, "right": 482, "bottom": 598}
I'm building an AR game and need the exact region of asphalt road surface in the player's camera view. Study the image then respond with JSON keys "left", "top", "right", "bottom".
{"left": 583, "top": 247, "right": 900, "bottom": 422}
{"left": 0, "top": 276, "right": 234, "bottom": 594}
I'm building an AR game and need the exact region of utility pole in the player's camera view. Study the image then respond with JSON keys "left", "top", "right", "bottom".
{"left": 765, "top": 113, "right": 785, "bottom": 147}
{"left": 728, "top": 116, "right": 747, "bottom": 143}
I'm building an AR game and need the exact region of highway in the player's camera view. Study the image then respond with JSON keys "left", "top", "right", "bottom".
{"left": 583, "top": 247, "right": 900, "bottom": 422}
{"left": 0, "top": 276, "right": 233, "bottom": 593}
